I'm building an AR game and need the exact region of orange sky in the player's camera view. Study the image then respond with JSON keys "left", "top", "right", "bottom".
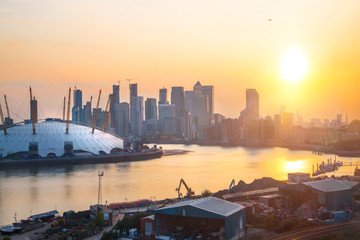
{"left": 1, "top": 0, "right": 360, "bottom": 122}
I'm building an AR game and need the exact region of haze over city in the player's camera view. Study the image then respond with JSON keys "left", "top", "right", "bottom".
{"left": 1, "top": 0, "right": 360, "bottom": 121}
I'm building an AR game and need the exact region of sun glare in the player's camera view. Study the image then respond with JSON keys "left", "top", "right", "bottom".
{"left": 281, "top": 48, "right": 308, "bottom": 82}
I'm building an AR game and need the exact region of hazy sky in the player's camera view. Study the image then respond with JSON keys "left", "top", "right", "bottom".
{"left": 1, "top": 0, "right": 360, "bottom": 122}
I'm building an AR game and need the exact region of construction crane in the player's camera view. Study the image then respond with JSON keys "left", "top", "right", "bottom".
{"left": 98, "top": 170, "right": 104, "bottom": 205}
{"left": 175, "top": 178, "right": 194, "bottom": 199}
{"left": 229, "top": 179, "right": 236, "bottom": 194}
{"left": 4, "top": 95, "right": 12, "bottom": 128}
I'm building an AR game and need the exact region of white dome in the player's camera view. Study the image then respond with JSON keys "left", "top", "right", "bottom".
{"left": 0, "top": 120, "right": 123, "bottom": 157}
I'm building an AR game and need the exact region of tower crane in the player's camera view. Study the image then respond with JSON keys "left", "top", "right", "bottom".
{"left": 229, "top": 179, "right": 236, "bottom": 194}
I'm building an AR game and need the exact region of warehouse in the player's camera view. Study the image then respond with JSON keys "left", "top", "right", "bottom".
{"left": 280, "top": 179, "right": 359, "bottom": 210}
{"left": 154, "top": 197, "right": 246, "bottom": 240}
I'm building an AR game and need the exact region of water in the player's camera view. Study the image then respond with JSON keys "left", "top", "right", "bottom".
{"left": 0, "top": 144, "right": 358, "bottom": 225}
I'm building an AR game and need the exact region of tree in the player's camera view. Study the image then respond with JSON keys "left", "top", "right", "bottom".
{"left": 201, "top": 189, "right": 212, "bottom": 197}
{"left": 94, "top": 210, "right": 104, "bottom": 227}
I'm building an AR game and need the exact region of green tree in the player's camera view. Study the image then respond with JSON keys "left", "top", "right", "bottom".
{"left": 201, "top": 189, "right": 212, "bottom": 197}
{"left": 94, "top": 210, "right": 104, "bottom": 227}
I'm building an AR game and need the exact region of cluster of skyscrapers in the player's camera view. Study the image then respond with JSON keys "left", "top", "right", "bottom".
{"left": 71, "top": 81, "right": 214, "bottom": 140}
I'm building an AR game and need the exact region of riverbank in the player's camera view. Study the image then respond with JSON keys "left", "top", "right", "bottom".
{"left": 146, "top": 140, "right": 360, "bottom": 157}
{"left": 0, "top": 149, "right": 163, "bottom": 169}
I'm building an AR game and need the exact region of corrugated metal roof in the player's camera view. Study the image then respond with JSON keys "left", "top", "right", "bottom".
{"left": 159, "top": 197, "right": 245, "bottom": 217}
{"left": 303, "top": 179, "right": 359, "bottom": 193}
{"left": 0, "top": 121, "right": 123, "bottom": 157}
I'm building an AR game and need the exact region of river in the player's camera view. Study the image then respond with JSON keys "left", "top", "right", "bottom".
{"left": 0, "top": 144, "right": 359, "bottom": 225}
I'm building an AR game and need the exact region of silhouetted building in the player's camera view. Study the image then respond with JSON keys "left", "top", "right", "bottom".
{"left": 159, "top": 88, "right": 168, "bottom": 104}
{"left": 73, "top": 89, "right": 82, "bottom": 108}
{"left": 145, "top": 98, "right": 157, "bottom": 137}
{"left": 131, "top": 96, "right": 143, "bottom": 137}
{"left": 185, "top": 90, "right": 193, "bottom": 113}
{"left": 202, "top": 85, "right": 214, "bottom": 116}
{"left": 171, "top": 87, "right": 185, "bottom": 135}
{"left": 130, "top": 83, "right": 138, "bottom": 135}
{"left": 191, "top": 81, "right": 210, "bottom": 138}
{"left": 159, "top": 104, "right": 176, "bottom": 135}
{"left": 113, "top": 102, "right": 130, "bottom": 137}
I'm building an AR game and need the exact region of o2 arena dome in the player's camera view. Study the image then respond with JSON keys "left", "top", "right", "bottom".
{"left": 0, "top": 119, "right": 124, "bottom": 159}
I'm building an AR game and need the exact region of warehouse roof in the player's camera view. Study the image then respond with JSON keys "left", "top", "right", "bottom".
{"left": 303, "top": 179, "right": 359, "bottom": 193}
{"left": 159, "top": 197, "right": 245, "bottom": 217}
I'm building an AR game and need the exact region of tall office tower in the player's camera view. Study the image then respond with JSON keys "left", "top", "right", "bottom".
{"left": 202, "top": 85, "right": 214, "bottom": 116}
{"left": 73, "top": 89, "right": 82, "bottom": 108}
{"left": 113, "top": 102, "right": 130, "bottom": 137}
{"left": 129, "top": 83, "right": 138, "bottom": 134}
{"left": 191, "top": 81, "right": 210, "bottom": 138}
{"left": 245, "top": 89, "right": 259, "bottom": 120}
{"left": 158, "top": 104, "right": 176, "bottom": 135}
{"left": 112, "top": 85, "right": 120, "bottom": 104}
{"left": 131, "top": 96, "right": 143, "bottom": 136}
{"left": 336, "top": 114, "right": 342, "bottom": 128}
{"left": 110, "top": 85, "right": 120, "bottom": 129}
{"left": 171, "top": 87, "right": 185, "bottom": 135}
{"left": 159, "top": 88, "right": 168, "bottom": 104}
{"left": 30, "top": 97, "right": 38, "bottom": 123}
{"left": 83, "top": 101, "right": 92, "bottom": 125}
{"left": 185, "top": 91, "right": 193, "bottom": 113}
{"left": 145, "top": 98, "right": 157, "bottom": 137}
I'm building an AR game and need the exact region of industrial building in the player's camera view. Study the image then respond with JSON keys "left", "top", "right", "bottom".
{"left": 280, "top": 179, "right": 359, "bottom": 210}
{"left": 154, "top": 197, "right": 246, "bottom": 240}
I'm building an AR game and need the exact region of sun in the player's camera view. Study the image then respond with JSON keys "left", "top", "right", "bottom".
{"left": 281, "top": 47, "right": 308, "bottom": 82}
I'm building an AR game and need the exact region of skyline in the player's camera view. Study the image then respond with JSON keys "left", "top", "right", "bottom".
{"left": 1, "top": 0, "right": 360, "bottom": 120}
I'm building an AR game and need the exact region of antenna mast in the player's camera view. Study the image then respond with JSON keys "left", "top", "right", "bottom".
{"left": 92, "top": 90, "right": 102, "bottom": 133}
{"left": 97, "top": 170, "right": 104, "bottom": 205}
{"left": 66, "top": 87, "right": 71, "bottom": 134}
{"left": 4, "top": 95, "right": 12, "bottom": 128}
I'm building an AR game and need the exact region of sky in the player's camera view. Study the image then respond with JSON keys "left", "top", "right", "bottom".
{"left": 1, "top": 0, "right": 360, "bottom": 122}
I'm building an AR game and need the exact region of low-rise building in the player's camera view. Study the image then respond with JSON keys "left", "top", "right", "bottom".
{"left": 154, "top": 197, "right": 246, "bottom": 240}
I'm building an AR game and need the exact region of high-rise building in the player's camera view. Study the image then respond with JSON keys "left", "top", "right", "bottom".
{"left": 145, "top": 98, "right": 157, "bottom": 137}
{"left": 245, "top": 89, "right": 259, "bottom": 120}
{"left": 30, "top": 97, "right": 38, "bottom": 123}
{"left": 83, "top": 101, "right": 92, "bottom": 125}
{"left": 202, "top": 85, "right": 214, "bottom": 116}
{"left": 171, "top": 87, "right": 185, "bottom": 135}
{"left": 158, "top": 104, "right": 176, "bottom": 135}
{"left": 131, "top": 96, "right": 143, "bottom": 136}
{"left": 73, "top": 89, "right": 82, "bottom": 109}
{"left": 191, "top": 81, "right": 210, "bottom": 138}
{"left": 112, "top": 85, "right": 120, "bottom": 105}
{"left": 129, "top": 83, "right": 138, "bottom": 135}
{"left": 185, "top": 91, "right": 193, "bottom": 113}
{"left": 113, "top": 102, "right": 130, "bottom": 137}
{"left": 159, "top": 88, "right": 168, "bottom": 104}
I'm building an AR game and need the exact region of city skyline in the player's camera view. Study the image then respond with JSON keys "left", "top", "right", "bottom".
{"left": 1, "top": 0, "right": 360, "bottom": 120}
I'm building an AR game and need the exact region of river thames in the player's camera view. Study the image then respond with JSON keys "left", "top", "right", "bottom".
{"left": 0, "top": 144, "right": 359, "bottom": 225}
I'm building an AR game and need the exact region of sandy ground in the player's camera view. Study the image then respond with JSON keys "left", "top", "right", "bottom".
{"left": 5, "top": 223, "right": 51, "bottom": 240}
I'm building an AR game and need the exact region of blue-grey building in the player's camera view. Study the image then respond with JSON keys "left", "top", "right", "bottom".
{"left": 155, "top": 197, "right": 246, "bottom": 240}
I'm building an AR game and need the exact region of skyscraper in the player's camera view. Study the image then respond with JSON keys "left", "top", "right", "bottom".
{"left": 129, "top": 83, "right": 138, "bottom": 135}
{"left": 145, "top": 98, "right": 157, "bottom": 137}
{"left": 202, "top": 85, "right": 214, "bottom": 116}
{"left": 113, "top": 102, "right": 130, "bottom": 137}
{"left": 245, "top": 89, "right": 259, "bottom": 120}
{"left": 159, "top": 88, "right": 168, "bottom": 104}
{"left": 185, "top": 90, "right": 193, "bottom": 113}
{"left": 73, "top": 89, "right": 82, "bottom": 109}
{"left": 131, "top": 96, "right": 143, "bottom": 136}
{"left": 171, "top": 87, "right": 185, "bottom": 135}
{"left": 158, "top": 104, "right": 176, "bottom": 135}
{"left": 191, "top": 81, "right": 210, "bottom": 138}
{"left": 112, "top": 85, "right": 120, "bottom": 105}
